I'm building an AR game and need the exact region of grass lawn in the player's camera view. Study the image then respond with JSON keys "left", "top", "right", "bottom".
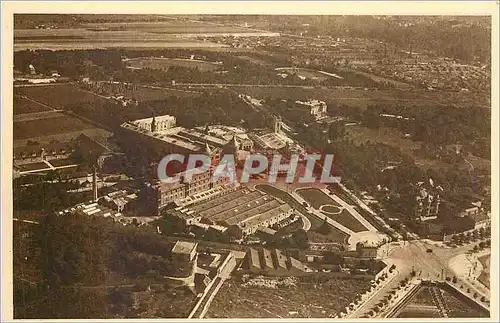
{"left": 296, "top": 188, "right": 342, "bottom": 209}
{"left": 207, "top": 276, "right": 370, "bottom": 318}
{"left": 321, "top": 205, "right": 342, "bottom": 214}
{"left": 325, "top": 210, "right": 368, "bottom": 233}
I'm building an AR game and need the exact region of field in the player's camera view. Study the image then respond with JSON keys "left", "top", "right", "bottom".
{"left": 233, "top": 86, "right": 489, "bottom": 109}
{"left": 126, "top": 57, "right": 220, "bottom": 72}
{"left": 125, "top": 87, "right": 201, "bottom": 101}
{"left": 336, "top": 67, "right": 412, "bottom": 88}
{"left": 14, "top": 115, "right": 95, "bottom": 140}
{"left": 477, "top": 254, "right": 490, "bottom": 288}
{"left": 14, "top": 20, "right": 272, "bottom": 51}
{"left": 82, "top": 21, "right": 256, "bottom": 34}
{"left": 206, "top": 276, "right": 370, "bottom": 318}
{"left": 14, "top": 95, "right": 53, "bottom": 114}
{"left": 15, "top": 84, "right": 111, "bottom": 109}
{"left": 296, "top": 188, "right": 342, "bottom": 208}
{"left": 275, "top": 67, "right": 336, "bottom": 82}
{"left": 237, "top": 55, "right": 274, "bottom": 67}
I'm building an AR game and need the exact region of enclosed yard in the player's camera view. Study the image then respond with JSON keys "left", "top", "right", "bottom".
{"left": 15, "top": 162, "right": 51, "bottom": 172}
{"left": 14, "top": 115, "right": 95, "bottom": 140}
{"left": 206, "top": 275, "right": 370, "bottom": 318}
{"left": 48, "top": 158, "right": 77, "bottom": 168}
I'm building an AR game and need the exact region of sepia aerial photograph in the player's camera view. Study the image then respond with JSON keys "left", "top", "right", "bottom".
{"left": 3, "top": 1, "right": 497, "bottom": 320}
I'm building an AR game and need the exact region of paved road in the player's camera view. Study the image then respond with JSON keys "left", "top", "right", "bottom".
{"left": 350, "top": 239, "right": 492, "bottom": 318}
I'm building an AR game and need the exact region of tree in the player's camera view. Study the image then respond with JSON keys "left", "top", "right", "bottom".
{"left": 37, "top": 214, "right": 108, "bottom": 288}
{"left": 328, "top": 122, "right": 346, "bottom": 141}
{"left": 159, "top": 214, "right": 186, "bottom": 235}
{"left": 291, "top": 229, "right": 309, "bottom": 249}
{"left": 452, "top": 276, "right": 458, "bottom": 283}
{"left": 317, "top": 219, "right": 332, "bottom": 235}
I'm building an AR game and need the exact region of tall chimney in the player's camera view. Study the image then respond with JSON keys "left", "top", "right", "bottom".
{"left": 92, "top": 165, "right": 98, "bottom": 202}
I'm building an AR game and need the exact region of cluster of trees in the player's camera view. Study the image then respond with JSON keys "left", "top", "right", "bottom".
{"left": 13, "top": 176, "right": 90, "bottom": 213}
{"left": 15, "top": 47, "right": 398, "bottom": 89}
{"left": 277, "top": 98, "right": 489, "bottom": 239}
{"left": 358, "top": 104, "right": 490, "bottom": 149}
{"left": 69, "top": 89, "right": 269, "bottom": 132}
{"left": 14, "top": 215, "right": 110, "bottom": 318}
{"left": 264, "top": 229, "right": 309, "bottom": 249}
{"left": 14, "top": 213, "right": 186, "bottom": 319}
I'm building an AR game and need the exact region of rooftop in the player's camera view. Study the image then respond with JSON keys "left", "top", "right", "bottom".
{"left": 171, "top": 241, "right": 197, "bottom": 255}
{"left": 57, "top": 201, "right": 121, "bottom": 219}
